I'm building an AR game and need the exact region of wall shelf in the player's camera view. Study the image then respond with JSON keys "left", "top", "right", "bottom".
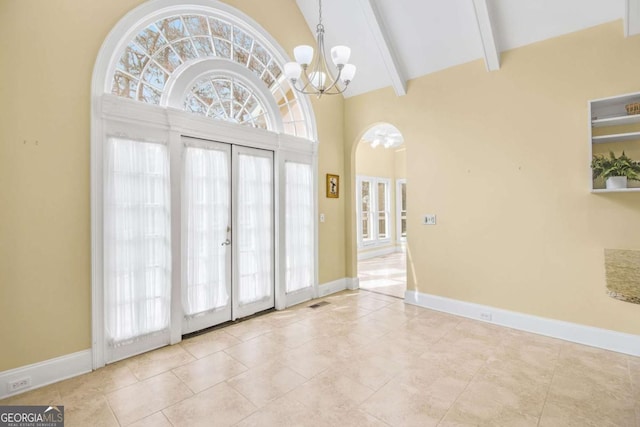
{"left": 592, "top": 114, "right": 640, "bottom": 128}
{"left": 589, "top": 91, "right": 640, "bottom": 193}
{"left": 592, "top": 131, "right": 640, "bottom": 144}
{"left": 592, "top": 187, "right": 640, "bottom": 194}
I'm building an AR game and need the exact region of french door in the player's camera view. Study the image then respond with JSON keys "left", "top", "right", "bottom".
{"left": 182, "top": 138, "right": 274, "bottom": 334}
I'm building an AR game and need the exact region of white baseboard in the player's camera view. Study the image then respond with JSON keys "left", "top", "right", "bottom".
{"left": 357, "top": 246, "right": 398, "bottom": 260}
{"left": 405, "top": 290, "right": 640, "bottom": 357}
{"left": 0, "top": 350, "right": 92, "bottom": 400}
{"left": 318, "top": 277, "right": 359, "bottom": 297}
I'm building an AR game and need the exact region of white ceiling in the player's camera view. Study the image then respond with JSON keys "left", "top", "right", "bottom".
{"left": 294, "top": 0, "right": 631, "bottom": 98}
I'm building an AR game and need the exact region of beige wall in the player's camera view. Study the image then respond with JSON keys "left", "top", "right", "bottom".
{"left": 345, "top": 21, "right": 640, "bottom": 335}
{"left": 356, "top": 142, "right": 396, "bottom": 178}
{"left": 0, "top": 0, "right": 345, "bottom": 371}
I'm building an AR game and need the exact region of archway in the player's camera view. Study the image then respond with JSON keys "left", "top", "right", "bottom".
{"left": 353, "top": 123, "right": 406, "bottom": 298}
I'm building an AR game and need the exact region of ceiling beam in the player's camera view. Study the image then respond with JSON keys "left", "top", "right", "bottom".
{"left": 625, "top": 0, "right": 640, "bottom": 36}
{"left": 472, "top": 0, "right": 500, "bottom": 72}
{"left": 357, "top": 0, "right": 407, "bottom": 96}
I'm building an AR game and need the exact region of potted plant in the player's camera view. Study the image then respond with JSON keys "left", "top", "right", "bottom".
{"left": 591, "top": 151, "right": 640, "bottom": 189}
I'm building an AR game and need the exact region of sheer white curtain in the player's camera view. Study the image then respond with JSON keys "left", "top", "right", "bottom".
{"left": 104, "top": 138, "right": 171, "bottom": 345}
{"left": 184, "top": 147, "right": 230, "bottom": 316}
{"left": 237, "top": 153, "right": 273, "bottom": 305}
{"left": 285, "top": 162, "right": 314, "bottom": 293}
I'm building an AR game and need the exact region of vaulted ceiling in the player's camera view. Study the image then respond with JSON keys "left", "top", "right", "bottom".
{"left": 294, "top": 0, "right": 640, "bottom": 97}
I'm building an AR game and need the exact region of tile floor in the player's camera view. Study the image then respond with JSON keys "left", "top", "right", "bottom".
{"left": 1, "top": 290, "right": 639, "bottom": 426}
{"left": 358, "top": 252, "right": 407, "bottom": 299}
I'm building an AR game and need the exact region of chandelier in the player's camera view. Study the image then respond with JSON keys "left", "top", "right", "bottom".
{"left": 284, "top": 0, "right": 356, "bottom": 97}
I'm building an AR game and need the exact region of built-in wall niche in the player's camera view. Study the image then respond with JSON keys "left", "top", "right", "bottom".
{"left": 589, "top": 91, "right": 640, "bottom": 193}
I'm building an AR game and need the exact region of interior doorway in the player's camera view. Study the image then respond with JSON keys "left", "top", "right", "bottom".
{"left": 354, "top": 124, "right": 407, "bottom": 298}
{"left": 182, "top": 137, "right": 275, "bottom": 335}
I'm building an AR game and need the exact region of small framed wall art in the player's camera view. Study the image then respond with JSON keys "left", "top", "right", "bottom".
{"left": 326, "top": 174, "right": 339, "bottom": 198}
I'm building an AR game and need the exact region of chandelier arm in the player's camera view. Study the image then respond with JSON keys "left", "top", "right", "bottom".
{"left": 321, "top": 67, "right": 344, "bottom": 93}
{"left": 287, "top": 0, "right": 353, "bottom": 97}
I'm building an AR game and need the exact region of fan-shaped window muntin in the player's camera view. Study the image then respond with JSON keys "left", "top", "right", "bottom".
{"left": 111, "top": 12, "right": 307, "bottom": 137}
{"left": 112, "top": 14, "right": 280, "bottom": 103}
{"left": 184, "top": 76, "right": 268, "bottom": 129}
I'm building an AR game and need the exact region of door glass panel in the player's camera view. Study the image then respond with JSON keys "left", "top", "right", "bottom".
{"left": 184, "top": 147, "right": 230, "bottom": 316}
{"left": 401, "top": 182, "right": 407, "bottom": 238}
{"left": 105, "top": 138, "right": 171, "bottom": 345}
{"left": 361, "top": 181, "right": 372, "bottom": 242}
{"left": 377, "top": 182, "right": 388, "bottom": 239}
{"left": 237, "top": 153, "right": 273, "bottom": 305}
{"left": 285, "top": 162, "right": 313, "bottom": 293}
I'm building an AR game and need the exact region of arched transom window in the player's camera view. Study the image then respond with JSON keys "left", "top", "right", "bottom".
{"left": 184, "top": 75, "right": 268, "bottom": 129}
{"left": 110, "top": 12, "right": 310, "bottom": 138}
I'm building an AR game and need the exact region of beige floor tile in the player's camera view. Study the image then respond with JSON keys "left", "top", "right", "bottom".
{"left": 5, "top": 289, "right": 638, "bottom": 426}
{"left": 631, "top": 357, "right": 640, "bottom": 406}
{"left": 172, "top": 351, "right": 248, "bottom": 393}
{"left": 223, "top": 334, "right": 285, "bottom": 368}
{"left": 292, "top": 369, "right": 375, "bottom": 412}
{"left": 345, "top": 317, "right": 393, "bottom": 340}
{"left": 127, "top": 411, "right": 173, "bottom": 427}
{"left": 227, "top": 361, "right": 307, "bottom": 407}
{"left": 64, "top": 394, "right": 119, "bottom": 427}
{"left": 0, "top": 384, "right": 61, "bottom": 406}
{"left": 162, "top": 382, "right": 256, "bottom": 427}
{"left": 277, "top": 343, "right": 337, "bottom": 379}
{"left": 262, "top": 321, "right": 320, "bottom": 349}
{"left": 556, "top": 342, "right": 631, "bottom": 379}
{"left": 224, "top": 317, "right": 274, "bottom": 342}
{"left": 261, "top": 308, "right": 313, "bottom": 328}
{"left": 180, "top": 330, "right": 242, "bottom": 359}
{"left": 362, "top": 307, "right": 416, "bottom": 328}
{"left": 233, "top": 394, "right": 326, "bottom": 427}
{"left": 57, "top": 361, "right": 138, "bottom": 401}
{"left": 384, "top": 300, "right": 427, "bottom": 315}
{"left": 352, "top": 295, "right": 395, "bottom": 311}
{"left": 335, "top": 353, "right": 403, "bottom": 391}
{"left": 439, "top": 404, "right": 539, "bottom": 427}
{"left": 125, "top": 344, "right": 195, "bottom": 380}
{"left": 539, "top": 401, "right": 620, "bottom": 427}
{"left": 319, "top": 408, "right": 391, "bottom": 426}
{"left": 447, "top": 374, "right": 548, "bottom": 423}
{"left": 543, "top": 368, "right": 636, "bottom": 426}
{"left": 360, "top": 281, "right": 405, "bottom": 299}
{"left": 106, "top": 371, "right": 193, "bottom": 426}
{"left": 360, "top": 372, "right": 465, "bottom": 427}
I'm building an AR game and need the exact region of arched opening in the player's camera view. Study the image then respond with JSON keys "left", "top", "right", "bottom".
{"left": 354, "top": 123, "right": 406, "bottom": 298}
{"left": 91, "top": 0, "right": 318, "bottom": 368}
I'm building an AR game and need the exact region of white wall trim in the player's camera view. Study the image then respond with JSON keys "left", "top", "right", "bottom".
{"left": 0, "top": 350, "right": 92, "bottom": 400}
{"left": 317, "top": 277, "right": 360, "bottom": 297}
{"left": 405, "top": 291, "right": 640, "bottom": 357}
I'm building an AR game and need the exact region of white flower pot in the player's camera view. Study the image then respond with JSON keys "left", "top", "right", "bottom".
{"left": 606, "top": 176, "right": 627, "bottom": 189}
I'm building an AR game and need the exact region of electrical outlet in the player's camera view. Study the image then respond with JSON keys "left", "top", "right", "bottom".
{"left": 423, "top": 214, "right": 436, "bottom": 225}
{"left": 8, "top": 377, "right": 31, "bottom": 393}
{"left": 480, "top": 312, "right": 492, "bottom": 321}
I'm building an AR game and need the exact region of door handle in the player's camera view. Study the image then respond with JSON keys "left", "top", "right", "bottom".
{"left": 221, "top": 239, "right": 231, "bottom": 246}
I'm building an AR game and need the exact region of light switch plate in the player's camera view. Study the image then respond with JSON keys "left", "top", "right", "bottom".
{"left": 423, "top": 214, "right": 436, "bottom": 225}
{"left": 320, "top": 213, "right": 325, "bottom": 223}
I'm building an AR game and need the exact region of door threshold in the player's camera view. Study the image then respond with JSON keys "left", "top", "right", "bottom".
{"left": 182, "top": 307, "right": 276, "bottom": 340}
